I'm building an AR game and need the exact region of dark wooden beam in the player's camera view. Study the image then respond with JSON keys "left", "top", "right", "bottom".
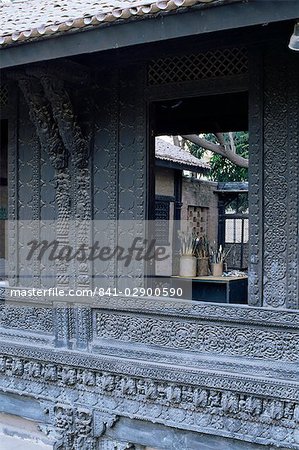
{"left": 156, "top": 159, "right": 208, "bottom": 174}
{"left": 1, "top": 0, "right": 298, "bottom": 69}
{"left": 26, "top": 60, "right": 97, "bottom": 85}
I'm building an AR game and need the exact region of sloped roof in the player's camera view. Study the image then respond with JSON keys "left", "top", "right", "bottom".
{"left": 155, "top": 138, "right": 210, "bottom": 172}
{"left": 0, "top": 0, "right": 234, "bottom": 47}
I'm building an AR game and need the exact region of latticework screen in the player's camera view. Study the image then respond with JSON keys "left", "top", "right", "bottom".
{"left": 0, "top": 85, "right": 8, "bottom": 107}
{"left": 155, "top": 198, "right": 170, "bottom": 245}
{"left": 148, "top": 47, "right": 248, "bottom": 85}
{"left": 188, "top": 205, "right": 208, "bottom": 237}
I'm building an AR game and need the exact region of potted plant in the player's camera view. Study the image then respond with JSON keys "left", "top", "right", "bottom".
{"left": 178, "top": 230, "right": 197, "bottom": 277}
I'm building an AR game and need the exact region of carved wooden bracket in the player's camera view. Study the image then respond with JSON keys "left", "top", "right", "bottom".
{"left": 17, "top": 75, "right": 68, "bottom": 170}
{"left": 39, "top": 73, "right": 89, "bottom": 169}
{"left": 40, "top": 403, "right": 118, "bottom": 450}
{"left": 9, "top": 69, "right": 90, "bottom": 170}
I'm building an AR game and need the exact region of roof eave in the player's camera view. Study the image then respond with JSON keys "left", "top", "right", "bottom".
{"left": 156, "top": 158, "right": 209, "bottom": 173}
{"left": 1, "top": 0, "right": 298, "bottom": 69}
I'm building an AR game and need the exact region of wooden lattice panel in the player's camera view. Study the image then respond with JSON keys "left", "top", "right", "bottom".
{"left": 188, "top": 205, "right": 208, "bottom": 237}
{"left": 0, "top": 85, "right": 8, "bottom": 107}
{"left": 148, "top": 47, "right": 248, "bottom": 85}
{"left": 155, "top": 198, "right": 170, "bottom": 245}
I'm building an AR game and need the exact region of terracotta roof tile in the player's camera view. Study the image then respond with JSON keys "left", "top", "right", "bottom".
{"left": 0, "top": 0, "right": 232, "bottom": 47}
{"left": 156, "top": 138, "right": 210, "bottom": 170}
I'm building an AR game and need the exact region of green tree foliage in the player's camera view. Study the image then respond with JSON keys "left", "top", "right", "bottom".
{"left": 187, "top": 131, "right": 249, "bottom": 182}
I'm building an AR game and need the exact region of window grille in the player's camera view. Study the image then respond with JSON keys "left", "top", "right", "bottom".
{"left": 0, "top": 85, "right": 8, "bottom": 107}
{"left": 225, "top": 218, "right": 249, "bottom": 244}
{"left": 219, "top": 192, "right": 249, "bottom": 270}
{"left": 148, "top": 47, "right": 248, "bottom": 85}
{"left": 188, "top": 205, "right": 208, "bottom": 237}
{"left": 155, "top": 197, "right": 170, "bottom": 245}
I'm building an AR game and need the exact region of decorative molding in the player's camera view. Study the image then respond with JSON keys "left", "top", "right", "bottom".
{"left": 90, "top": 340, "right": 299, "bottom": 383}
{"left": 94, "top": 311, "right": 299, "bottom": 363}
{"left": 0, "top": 351, "right": 298, "bottom": 449}
{"left": 286, "top": 54, "right": 299, "bottom": 309}
{"left": 248, "top": 47, "right": 263, "bottom": 307}
{"left": 0, "top": 342, "right": 298, "bottom": 401}
{"left": 90, "top": 295, "right": 299, "bottom": 329}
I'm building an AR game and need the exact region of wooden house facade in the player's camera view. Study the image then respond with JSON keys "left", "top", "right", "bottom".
{"left": 0, "top": 0, "right": 299, "bottom": 448}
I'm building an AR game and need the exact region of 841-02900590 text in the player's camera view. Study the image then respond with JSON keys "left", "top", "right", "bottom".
{"left": 8, "top": 286, "right": 183, "bottom": 298}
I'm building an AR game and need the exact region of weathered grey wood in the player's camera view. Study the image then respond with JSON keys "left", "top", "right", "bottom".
{"left": 1, "top": 0, "right": 298, "bottom": 69}
{"left": 0, "top": 25, "right": 299, "bottom": 450}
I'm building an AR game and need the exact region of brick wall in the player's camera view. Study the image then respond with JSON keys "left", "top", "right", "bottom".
{"left": 155, "top": 167, "right": 174, "bottom": 196}
{"left": 181, "top": 177, "right": 218, "bottom": 246}
{"left": 155, "top": 171, "right": 219, "bottom": 275}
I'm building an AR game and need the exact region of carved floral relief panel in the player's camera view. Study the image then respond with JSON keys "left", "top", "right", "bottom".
{"left": 263, "top": 47, "right": 299, "bottom": 309}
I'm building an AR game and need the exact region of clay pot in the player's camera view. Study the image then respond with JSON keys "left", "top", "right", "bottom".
{"left": 211, "top": 262, "right": 223, "bottom": 277}
{"left": 197, "top": 257, "right": 209, "bottom": 276}
{"left": 179, "top": 255, "right": 196, "bottom": 277}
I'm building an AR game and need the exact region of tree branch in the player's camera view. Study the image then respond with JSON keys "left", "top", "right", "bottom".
{"left": 228, "top": 132, "right": 236, "bottom": 154}
{"left": 173, "top": 135, "right": 181, "bottom": 147}
{"left": 215, "top": 132, "right": 226, "bottom": 147}
{"left": 182, "top": 134, "right": 249, "bottom": 168}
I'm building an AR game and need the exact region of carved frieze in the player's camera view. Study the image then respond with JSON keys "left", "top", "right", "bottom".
{"left": 0, "top": 353, "right": 298, "bottom": 448}
{"left": 0, "top": 304, "right": 53, "bottom": 333}
{"left": 94, "top": 311, "right": 299, "bottom": 363}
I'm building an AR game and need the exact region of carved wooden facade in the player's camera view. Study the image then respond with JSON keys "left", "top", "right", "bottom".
{"left": 0, "top": 21, "right": 299, "bottom": 450}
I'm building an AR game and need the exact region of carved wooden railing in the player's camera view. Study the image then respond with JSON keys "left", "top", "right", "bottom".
{"left": 0, "top": 287, "right": 299, "bottom": 449}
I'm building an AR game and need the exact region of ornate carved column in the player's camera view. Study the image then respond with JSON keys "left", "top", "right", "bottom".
{"left": 16, "top": 69, "right": 93, "bottom": 347}
{"left": 17, "top": 76, "right": 71, "bottom": 346}
{"left": 249, "top": 44, "right": 299, "bottom": 309}
{"left": 262, "top": 46, "right": 299, "bottom": 309}
{"left": 40, "top": 74, "right": 92, "bottom": 349}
